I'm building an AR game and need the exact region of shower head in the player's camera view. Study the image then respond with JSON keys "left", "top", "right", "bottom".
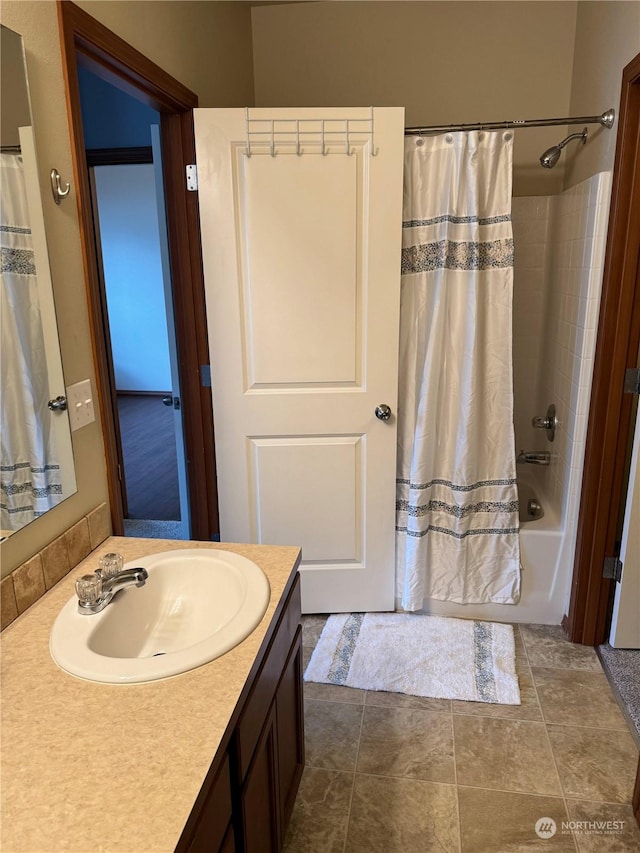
{"left": 540, "top": 127, "right": 588, "bottom": 169}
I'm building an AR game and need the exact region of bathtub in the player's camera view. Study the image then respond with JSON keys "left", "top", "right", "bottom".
{"left": 419, "top": 470, "right": 569, "bottom": 625}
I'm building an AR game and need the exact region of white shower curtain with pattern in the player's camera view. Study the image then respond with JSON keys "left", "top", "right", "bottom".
{"left": 396, "top": 131, "right": 520, "bottom": 610}
{"left": 1, "top": 153, "right": 62, "bottom": 531}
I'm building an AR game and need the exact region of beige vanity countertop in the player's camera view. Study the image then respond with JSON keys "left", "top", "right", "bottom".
{"left": 1, "top": 537, "right": 302, "bottom": 853}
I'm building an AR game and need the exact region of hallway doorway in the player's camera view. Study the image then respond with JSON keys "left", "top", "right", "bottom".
{"left": 59, "top": 0, "right": 219, "bottom": 541}
{"left": 80, "top": 68, "right": 188, "bottom": 538}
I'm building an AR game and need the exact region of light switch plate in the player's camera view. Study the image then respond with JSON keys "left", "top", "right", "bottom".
{"left": 66, "top": 379, "right": 95, "bottom": 431}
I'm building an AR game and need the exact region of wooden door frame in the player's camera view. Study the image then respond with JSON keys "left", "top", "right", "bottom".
{"left": 564, "top": 52, "right": 640, "bottom": 645}
{"left": 57, "top": 0, "right": 219, "bottom": 539}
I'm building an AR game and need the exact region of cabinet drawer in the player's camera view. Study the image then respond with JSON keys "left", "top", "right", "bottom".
{"left": 186, "top": 753, "right": 232, "bottom": 853}
{"left": 237, "top": 573, "right": 301, "bottom": 780}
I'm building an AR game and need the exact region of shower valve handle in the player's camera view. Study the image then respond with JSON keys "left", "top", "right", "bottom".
{"left": 532, "top": 416, "right": 552, "bottom": 429}
{"left": 531, "top": 404, "right": 557, "bottom": 442}
{"left": 375, "top": 404, "right": 392, "bottom": 421}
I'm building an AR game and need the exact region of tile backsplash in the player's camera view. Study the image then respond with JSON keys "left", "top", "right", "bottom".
{"left": 1, "top": 503, "right": 112, "bottom": 631}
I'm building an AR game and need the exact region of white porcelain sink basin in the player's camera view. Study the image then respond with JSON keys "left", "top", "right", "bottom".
{"left": 50, "top": 549, "right": 270, "bottom": 684}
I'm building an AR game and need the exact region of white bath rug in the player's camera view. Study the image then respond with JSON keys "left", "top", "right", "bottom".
{"left": 305, "top": 613, "right": 520, "bottom": 704}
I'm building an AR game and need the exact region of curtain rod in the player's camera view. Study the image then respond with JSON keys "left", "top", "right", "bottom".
{"left": 405, "top": 108, "right": 615, "bottom": 135}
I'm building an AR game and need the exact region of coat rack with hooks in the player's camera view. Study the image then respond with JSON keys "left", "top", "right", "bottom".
{"left": 244, "top": 107, "right": 378, "bottom": 157}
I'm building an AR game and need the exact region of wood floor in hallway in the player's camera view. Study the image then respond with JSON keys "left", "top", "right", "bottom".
{"left": 117, "top": 393, "right": 180, "bottom": 521}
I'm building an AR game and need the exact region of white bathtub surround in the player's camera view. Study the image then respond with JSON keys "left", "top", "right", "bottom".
{"left": 541, "top": 172, "right": 612, "bottom": 528}
{"left": 513, "top": 174, "right": 611, "bottom": 525}
{"left": 513, "top": 174, "right": 610, "bottom": 620}
{"left": 396, "top": 131, "right": 520, "bottom": 609}
{"left": 305, "top": 612, "right": 520, "bottom": 705}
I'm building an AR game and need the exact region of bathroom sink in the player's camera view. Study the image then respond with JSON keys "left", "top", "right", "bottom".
{"left": 50, "top": 549, "right": 270, "bottom": 684}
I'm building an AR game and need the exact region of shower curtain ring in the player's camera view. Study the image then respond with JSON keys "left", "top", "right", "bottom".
{"left": 50, "top": 169, "right": 70, "bottom": 205}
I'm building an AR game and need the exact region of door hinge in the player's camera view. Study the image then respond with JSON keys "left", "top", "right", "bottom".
{"left": 186, "top": 164, "right": 198, "bottom": 192}
{"left": 623, "top": 367, "right": 640, "bottom": 395}
{"left": 603, "top": 556, "right": 623, "bottom": 582}
{"left": 117, "top": 464, "right": 123, "bottom": 482}
{"left": 200, "top": 364, "right": 211, "bottom": 387}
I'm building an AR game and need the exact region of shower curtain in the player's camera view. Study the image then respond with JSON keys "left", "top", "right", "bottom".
{"left": 1, "top": 153, "right": 62, "bottom": 531}
{"left": 396, "top": 131, "right": 520, "bottom": 610}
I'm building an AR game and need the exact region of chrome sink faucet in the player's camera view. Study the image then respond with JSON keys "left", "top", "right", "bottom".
{"left": 75, "top": 553, "right": 148, "bottom": 615}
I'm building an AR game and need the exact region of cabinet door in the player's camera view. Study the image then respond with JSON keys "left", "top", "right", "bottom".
{"left": 276, "top": 627, "right": 304, "bottom": 831}
{"left": 185, "top": 754, "right": 233, "bottom": 853}
{"left": 241, "top": 704, "right": 280, "bottom": 853}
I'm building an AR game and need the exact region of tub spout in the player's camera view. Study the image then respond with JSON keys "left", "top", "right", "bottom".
{"left": 517, "top": 450, "right": 551, "bottom": 466}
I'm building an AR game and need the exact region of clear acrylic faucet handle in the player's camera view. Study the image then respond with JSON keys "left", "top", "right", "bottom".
{"left": 75, "top": 574, "right": 102, "bottom": 605}
{"left": 98, "top": 552, "right": 124, "bottom": 579}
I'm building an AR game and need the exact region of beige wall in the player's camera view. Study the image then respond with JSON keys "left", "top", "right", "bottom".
{"left": 75, "top": 1, "right": 255, "bottom": 108}
{"left": 251, "top": 1, "right": 579, "bottom": 195}
{"left": 0, "top": 0, "right": 255, "bottom": 577}
{"left": 564, "top": 1, "right": 640, "bottom": 188}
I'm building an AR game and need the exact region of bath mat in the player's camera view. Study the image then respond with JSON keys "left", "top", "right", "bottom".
{"left": 305, "top": 613, "right": 520, "bottom": 704}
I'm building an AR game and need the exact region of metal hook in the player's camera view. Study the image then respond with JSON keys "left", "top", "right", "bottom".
{"left": 50, "top": 169, "right": 70, "bottom": 204}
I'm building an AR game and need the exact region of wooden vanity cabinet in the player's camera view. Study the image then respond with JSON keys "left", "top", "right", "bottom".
{"left": 240, "top": 627, "right": 304, "bottom": 851}
{"left": 177, "top": 571, "right": 304, "bottom": 853}
{"left": 184, "top": 755, "right": 234, "bottom": 853}
{"left": 275, "top": 627, "right": 305, "bottom": 829}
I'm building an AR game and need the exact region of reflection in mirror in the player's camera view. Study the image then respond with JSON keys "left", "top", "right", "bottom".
{"left": 1, "top": 25, "right": 77, "bottom": 540}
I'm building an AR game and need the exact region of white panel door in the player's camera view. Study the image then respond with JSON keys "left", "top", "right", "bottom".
{"left": 194, "top": 108, "right": 404, "bottom": 612}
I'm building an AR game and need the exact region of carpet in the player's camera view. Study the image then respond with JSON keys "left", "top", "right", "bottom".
{"left": 305, "top": 612, "right": 521, "bottom": 704}
{"left": 597, "top": 644, "right": 640, "bottom": 746}
{"left": 123, "top": 519, "right": 185, "bottom": 540}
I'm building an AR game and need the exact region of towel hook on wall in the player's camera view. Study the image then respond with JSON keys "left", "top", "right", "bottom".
{"left": 50, "top": 169, "right": 71, "bottom": 204}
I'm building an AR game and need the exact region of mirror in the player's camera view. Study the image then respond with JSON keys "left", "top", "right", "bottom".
{"left": 1, "top": 25, "right": 77, "bottom": 540}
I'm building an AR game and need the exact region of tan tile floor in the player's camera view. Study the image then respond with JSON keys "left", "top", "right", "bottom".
{"left": 284, "top": 620, "right": 640, "bottom": 853}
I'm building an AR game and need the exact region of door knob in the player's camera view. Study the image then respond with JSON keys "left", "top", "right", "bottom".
{"left": 162, "top": 395, "right": 181, "bottom": 410}
{"left": 48, "top": 395, "right": 67, "bottom": 412}
{"left": 375, "top": 404, "right": 392, "bottom": 421}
